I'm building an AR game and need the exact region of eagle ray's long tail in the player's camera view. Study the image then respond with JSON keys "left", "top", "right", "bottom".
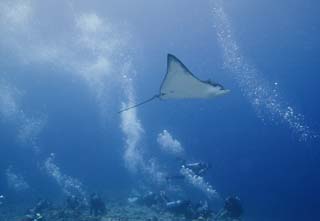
{"left": 118, "top": 94, "right": 160, "bottom": 113}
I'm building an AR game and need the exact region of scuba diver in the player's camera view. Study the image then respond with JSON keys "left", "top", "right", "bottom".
{"left": 24, "top": 199, "right": 50, "bottom": 221}
{"left": 166, "top": 199, "right": 213, "bottom": 220}
{"left": 24, "top": 213, "right": 44, "bottom": 221}
{"left": 184, "top": 162, "right": 211, "bottom": 176}
{"left": 65, "top": 195, "right": 82, "bottom": 211}
{"left": 215, "top": 196, "right": 243, "bottom": 220}
{"left": 139, "top": 191, "right": 159, "bottom": 206}
{"left": 27, "top": 199, "right": 51, "bottom": 214}
{"left": 128, "top": 190, "right": 213, "bottom": 220}
{"left": 166, "top": 159, "right": 211, "bottom": 182}
{"left": 194, "top": 200, "right": 213, "bottom": 219}
{"left": 57, "top": 195, "right": 86, "bottom": 219}
{"left": 90, "top": 193, "right": 106, "bottom": 217}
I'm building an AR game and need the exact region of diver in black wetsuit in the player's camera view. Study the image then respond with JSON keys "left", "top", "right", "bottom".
{"left": 90, "top": 193, "right": 106, "bottom": 216}
{"left": 66, "top": 195, "right": 82, "bottom": 211}
{"left": 215, "top": 196, "right": 243, "bottom": 220}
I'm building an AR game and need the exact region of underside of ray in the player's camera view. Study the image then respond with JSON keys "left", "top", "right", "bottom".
{"left": 118, "top": 54, "right": 229, "bottom": 113}
{"left": 159, "top": 54, "right": 229, "bottom": 99}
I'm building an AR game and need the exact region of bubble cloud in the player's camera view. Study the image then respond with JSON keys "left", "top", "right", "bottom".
{"left": 180, "top": 165, "right": 219, "bottom": 200}
{"left": 0, "top": 80, "right": 45, "bottom": 152}
{"left": 211, "top": 0, "right": 318, "bottom": 141}
{"left": 44, "top": 154, "right": 87, "bottom": 200}
{"left": 157, "top": 130, "right": 184, "bottom": 156}
{"left": 6, "top": 167, "right": 29, "bottom": 192}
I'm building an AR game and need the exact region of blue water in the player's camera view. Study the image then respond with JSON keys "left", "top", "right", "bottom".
{"left": 0, "top": 1, "right": 320, "bottom": 220}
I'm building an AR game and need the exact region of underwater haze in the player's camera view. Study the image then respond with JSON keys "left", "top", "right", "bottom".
{"left": 0, "top": 0, "right": 320, "bottom": 220}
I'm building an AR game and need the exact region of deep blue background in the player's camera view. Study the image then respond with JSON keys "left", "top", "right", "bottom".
{"left": 1, "top": 1, "right": 320, "bottom": 220}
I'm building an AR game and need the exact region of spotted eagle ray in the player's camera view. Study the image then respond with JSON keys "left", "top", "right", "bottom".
{"left": 118, "top": 54, "right": 230, "bottom": 113}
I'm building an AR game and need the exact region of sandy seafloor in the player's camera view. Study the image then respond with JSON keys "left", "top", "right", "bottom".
{"left": 0, "top": 201, "right": 221, "bottom": 221}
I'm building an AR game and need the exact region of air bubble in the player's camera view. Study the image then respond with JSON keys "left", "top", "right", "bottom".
{"left": 211, "top": 1, "right": 317, "bottom": 141}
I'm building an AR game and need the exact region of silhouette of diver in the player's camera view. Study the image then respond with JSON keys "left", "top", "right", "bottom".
{"left": 65, "top": 195, "right": 82, "bottom": 211}
{"left": 90, "top": 193, "right": 106, "bottom": 217}
{"left": 215, "top": 196, "right": 243, "bottom": 220}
